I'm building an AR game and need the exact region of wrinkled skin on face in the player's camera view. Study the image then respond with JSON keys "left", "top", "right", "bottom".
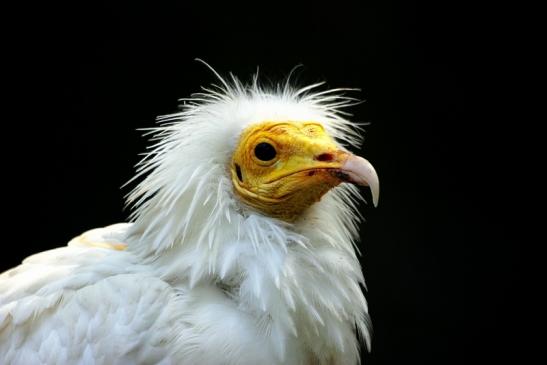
{"left": 231, "top": 121, "right": 379, "bottom": 221}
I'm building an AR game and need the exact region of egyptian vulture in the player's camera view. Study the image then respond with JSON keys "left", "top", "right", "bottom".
{"left": 0, "top": 67, "right": 379, "bottom": 365}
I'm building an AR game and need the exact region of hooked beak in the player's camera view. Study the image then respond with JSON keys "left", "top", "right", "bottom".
{"left": 335, "top": 153, "right": 380, "bottom": 207}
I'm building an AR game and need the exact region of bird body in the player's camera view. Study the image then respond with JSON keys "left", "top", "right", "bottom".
{"left": 0, "top": 72, "right": 378, "bottom": 365}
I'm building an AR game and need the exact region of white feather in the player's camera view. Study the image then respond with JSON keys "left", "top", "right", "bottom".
{"left": 1, "top": 70, "right": 372, "bottom": 364}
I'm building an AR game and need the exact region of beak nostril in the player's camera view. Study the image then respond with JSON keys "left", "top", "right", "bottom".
{"left": 316, "top": 153, "right": 334, "bottom": 162}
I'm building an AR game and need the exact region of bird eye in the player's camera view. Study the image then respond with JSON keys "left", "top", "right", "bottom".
{"left": 254, "top": 142, "right": 276, "bottom": 161}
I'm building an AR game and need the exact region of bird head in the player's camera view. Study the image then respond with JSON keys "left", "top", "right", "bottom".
{"left": 126, "top": 66, "right": 379, "bottom": 254}
{"left": 231, "top": 121, "right": 378, "bottom": 221}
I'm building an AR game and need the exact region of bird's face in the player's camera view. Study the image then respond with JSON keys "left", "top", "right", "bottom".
{"left": 231, "top": 121, "right": 379, "bottom": 221}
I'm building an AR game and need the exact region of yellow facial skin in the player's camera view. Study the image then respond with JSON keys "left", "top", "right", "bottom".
{"left": 231, "top": 121, "right": 352, "bottom": 221}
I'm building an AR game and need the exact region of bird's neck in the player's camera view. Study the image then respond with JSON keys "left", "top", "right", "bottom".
{"left": 127, "top": 193, "right": 369, "bottom": 363}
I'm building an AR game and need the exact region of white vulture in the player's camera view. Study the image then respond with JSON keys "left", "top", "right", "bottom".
{"left": 0, "top": 67, "right": 379, "bottom": 365}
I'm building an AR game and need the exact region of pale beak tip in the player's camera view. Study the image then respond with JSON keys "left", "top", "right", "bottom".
{"left": 372, "top": 188, "right": 379, "bottom": 207}
{"left": 340, "top": 154, "right": 380, "bottom": 207}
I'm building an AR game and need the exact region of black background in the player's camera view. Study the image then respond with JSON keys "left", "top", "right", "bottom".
{"left": 3, "top": 1, "right": 517, "bottom": 364}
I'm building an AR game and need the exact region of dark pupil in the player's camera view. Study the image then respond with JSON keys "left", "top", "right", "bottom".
{"left": 254, "top": 142, "right": 276, "bottom": 161}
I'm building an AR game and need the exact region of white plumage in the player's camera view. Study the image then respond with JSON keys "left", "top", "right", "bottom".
{"left": 0, "top": 69, "right": 377, "bottom": 365}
